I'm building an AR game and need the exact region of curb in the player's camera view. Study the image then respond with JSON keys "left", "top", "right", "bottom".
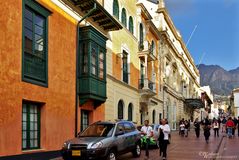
{"left": 213, "top": 135, "right": 225, "bottom": 160}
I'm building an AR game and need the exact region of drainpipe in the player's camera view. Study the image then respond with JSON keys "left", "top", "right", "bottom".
{"left": 75, "top": 3, "right": 97, "bottom": 137}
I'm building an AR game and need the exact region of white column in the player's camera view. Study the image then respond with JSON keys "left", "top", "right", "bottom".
{"left": 144, "top": 55, "right": 148, "bottom": 89}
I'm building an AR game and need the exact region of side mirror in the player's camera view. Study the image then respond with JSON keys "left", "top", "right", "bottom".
{"left": 115, "top": 131, "right": 124, "bottom": 136}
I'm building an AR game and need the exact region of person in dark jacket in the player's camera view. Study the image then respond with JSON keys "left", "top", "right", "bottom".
{"left": 194, "top": 118, "right": 200, "bottom": 138}
{"left": 184, "top": 120, "right": 190, "bottom": 137}
{"left": 232, "top": 117, "right": 238, "bottom": 136}
{"left": 202, "top": 117, "right": 211, "bottom": 144}
{"left": 238, "top": 117, "right": 239, "bottom": 137}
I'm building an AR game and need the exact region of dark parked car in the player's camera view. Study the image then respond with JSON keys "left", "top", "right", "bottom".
{"left": 61, "top": 120, "right": 141, "bottom": 160}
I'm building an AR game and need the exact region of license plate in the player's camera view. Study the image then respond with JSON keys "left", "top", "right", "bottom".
{"left": 72, "top": 150, "right": 81, "bottom": 156}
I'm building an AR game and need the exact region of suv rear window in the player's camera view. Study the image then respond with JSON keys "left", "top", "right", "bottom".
{"left": 79, "top": 123, "right": 115, "bottom": 137}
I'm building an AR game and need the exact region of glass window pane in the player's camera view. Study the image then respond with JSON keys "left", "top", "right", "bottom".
{"left": 30, "top": 114, "right": 34, "bottom": 122}
{"left": 35, "top": 34, "right": 43, "bottom": 44}
{"left": 23, "top": 105, "right": 27, "bottom": 112}
{"left": 81, "top": 43, "right": 88, "bottom": 74}
{"left": 25, "top": 37, "right": 33, "bottom": 54}
{"left": 34, "top": 140, "right": 38, "bottom": 147}
{"left": 99, "top": 69, "right": 104, "bottom": 79}
{"left": 34, "top": 106, "right": 38, "bottom": 113}
{"left": 92, "top": 67, "right": 96, "bottom": 75}
{"left": 30, "top": 107, "right": 34, "bottom": 113}
{"left": 35, "top": 25, "right": 43, "bottom": 35}
{"left": 30, "top": 140, "right": 34, "bottom": 148}
{"left": 22, "top": 131, "right": 27, "bottom": 139}
{"left": 22, "top": 122, "right": 27, "bottom": 130}
{"left": 30, "top": 122, "right": 34, "bottom": 131}
{"left": 25, "top": 8, "right": 33, "bottom": 21}
{"left": 35, "top": 122, "right": 38, "bottom": 130}
{"left": 35, "top": 131, "right": 38, "bottom": 138}
{"left": 22, "top": 139, "right": 27, "bottom": 149}
{"left": 35, "top": 15, "right": 44, "bottom": 27}
{"left": 30, "top": 131, "right": 34, "bottom": 139}
{"left": 25, "top": 18, "right": 33, "bottom": 30}
{"left": 34, "top": 114, "right": 38, "bottom": 122}
{"left": 22, "top": 112, "right": 27, "bottom": 121}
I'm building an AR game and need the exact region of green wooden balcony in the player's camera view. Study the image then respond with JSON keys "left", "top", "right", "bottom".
{"left": 78, "top": 26, "right": 107, "bottom": 106}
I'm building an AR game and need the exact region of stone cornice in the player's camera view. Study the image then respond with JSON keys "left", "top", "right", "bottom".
{"left": 164, "top": 83, "right": 184, "bottom": 100}
{"left": 136, "top": 3, "right": 153, "bottom": 20}
{"left": 157, "top": 8, "right": 200, "bottom": 77}
{"left": 160, "top": 31, "right": 200, "bottom": 87}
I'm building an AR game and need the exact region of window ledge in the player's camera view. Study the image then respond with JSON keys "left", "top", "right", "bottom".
{"left": 22, "top": 148, "right": 45, "bottom": 154}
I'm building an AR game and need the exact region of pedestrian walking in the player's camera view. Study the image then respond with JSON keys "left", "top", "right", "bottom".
{"left": 141, "top": 120, "right": 153, "bottom": 159}
{"left": 178, "top": 118, "right": 184, "bottom": 135}
{"left": 179, "top": 121, "right": 185, "bottom": 137}
{"left": 232, "top": 117, "right": 238, "bottom": 136}
{"left": 238, "top": 116, "right": 239, "bottom": 137}
{"left": 184, "top": 120, "right": 190, "bottom": 137}
{"left": 221, "top": 117, "right": 227, "bottom": 133}
{"left": 213, "top": 120, "right": 219, "bottom": 137}
{"left": 194, "top": 118, "right": 200, "bottom": 138}
{"left": 202, "top": 117, "right": 211, "bottom": 144}
{"left": 217, "top": 117, "right": 221, "bottom": 129}
{"left": 158, "top": 119, "right": 170, "bottom": 160}
{"left": 226, "top": 117, "right": 235, "bottom": 138}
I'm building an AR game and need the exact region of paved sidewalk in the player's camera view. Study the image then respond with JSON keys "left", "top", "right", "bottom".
{"left": 216, "top": 134, "right": 239, "bottom": 160}
{"left": 118, "top": 129, "right": 224, "bottom": 160}
{"left": 53, "top": 130, "right": 239, "bottom": 160}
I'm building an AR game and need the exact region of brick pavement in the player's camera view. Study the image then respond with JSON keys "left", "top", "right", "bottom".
{"left": 118, "top": 129, "right": 224, "bottom": 160}
{"left": 216, "top": 134, "right": 239, "bottom": 160}
{"left": 53, "top": 129, "right": 239, "bottom": 160}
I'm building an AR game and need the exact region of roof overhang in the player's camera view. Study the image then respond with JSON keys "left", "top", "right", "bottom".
{"left": 62, "top": 0, "right": 122, "bottom": 32}
{"left": 185, "top": 98, "right": 205, "bottom": 109}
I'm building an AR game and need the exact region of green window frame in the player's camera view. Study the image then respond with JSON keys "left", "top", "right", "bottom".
{"left": 152, "top": 110, "right": 156, "bottom": 124}
{"left": 22, "top": 0, "right": 50, "bottom": 87}
{"left": 79, "top": 41, "right": 106, "bottom": 80}
{"left": 121, "top": 8, "right": 127, "bottom": 27}
{"left": 118, "top": 100, "right": 124, "bottom": 119}
{"left": 122, "top": 51, "right": 128, "bottom": 84}
{"left": 113, "top": 0, "right": 119, "bottom": 19}
{"left": 81, "top": 110, "right": 89, "bottom": 131}
{"left": 151, "top": 40, "right": 155, "bottom": 55}
{"left": 22, "top": 101, "right": 41, "bottom": 150}
{"left": 139, "top": 23, "right": 144, "bottom": 50}
{"left": 128, "top": 16, "right": 134, "bottom": 34}
{"left": 128, "top": 103, "right": 133, "bottom": 121}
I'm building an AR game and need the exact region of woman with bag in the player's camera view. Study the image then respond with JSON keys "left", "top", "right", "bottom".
{"left": 158, "top": 119, "right": 171, "bottom": 160}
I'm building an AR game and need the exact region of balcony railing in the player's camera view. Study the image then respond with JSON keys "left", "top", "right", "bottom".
{"left": 138, "top": 41, "right": 156, "bottom": 61}
{"left": 139, "top": 78, "right": 155, "bottom": 92}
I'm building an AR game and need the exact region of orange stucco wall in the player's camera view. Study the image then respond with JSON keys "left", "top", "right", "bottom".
{"left": 0, "top": 0, "right": 104, "bottom": 156}
{"left": 112, "top": 52, "right": 122, "bottom": 80}
{"left": 130, "top": 63, "right": 140, "bottom": 88}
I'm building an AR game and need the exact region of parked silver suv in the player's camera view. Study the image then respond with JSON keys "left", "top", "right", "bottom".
{"left": 61, "top": 120, "right": 141, "bottom": 160}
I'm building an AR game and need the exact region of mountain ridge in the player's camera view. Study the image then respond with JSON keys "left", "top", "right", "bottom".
{"left": 198, "top": 64, "right": 239, "bottom": 96}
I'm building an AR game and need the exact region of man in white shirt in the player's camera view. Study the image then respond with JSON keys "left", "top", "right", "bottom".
{"left": 159, "top": 119, "right": 170, "bottom": 160}
{"left": 141, "top": 120, "right": 153, "bottom": 159}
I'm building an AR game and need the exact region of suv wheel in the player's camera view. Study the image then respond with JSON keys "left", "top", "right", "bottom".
{"left": 107, "top": 150, "right": 116, "bottom": 160}
{"left": 132, "top": 143, "right": 141, "bottom": 157}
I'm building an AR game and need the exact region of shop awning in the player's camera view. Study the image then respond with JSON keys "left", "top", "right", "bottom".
{"left": 63, "top": 0, "right": 122, "bottom": 31}
{"left": 185, "top": 99, "right": 205, "bottom": 109}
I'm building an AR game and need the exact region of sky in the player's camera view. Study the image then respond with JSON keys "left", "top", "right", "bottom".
{"left": 165, "top": 0, "right": 239, "bottom": 71}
